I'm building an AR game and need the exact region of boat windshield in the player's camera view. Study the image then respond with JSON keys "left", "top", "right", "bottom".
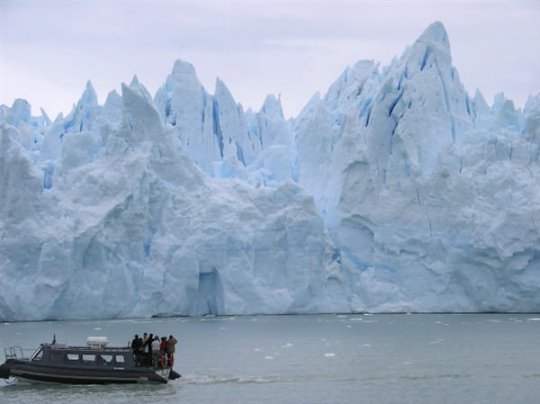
{"left": 30, "top": 346, "right": 44, "bottom": 361}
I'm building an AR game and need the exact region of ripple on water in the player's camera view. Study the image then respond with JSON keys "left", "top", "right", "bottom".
{"left": 181, "top": 373, "right": 283, "bottom": 385}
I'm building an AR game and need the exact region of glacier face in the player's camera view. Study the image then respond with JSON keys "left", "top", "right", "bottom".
{"left": 0, "top": 82, "right": 343, "bottom": 321}
{"left": 1, "top": 22, "right": 539, "bottom": 320}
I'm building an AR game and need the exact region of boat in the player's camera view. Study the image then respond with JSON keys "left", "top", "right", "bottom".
{"left": 0, "top": 336, "right": 181, "bottom": 384}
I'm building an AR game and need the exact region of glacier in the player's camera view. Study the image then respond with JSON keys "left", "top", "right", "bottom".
{"left": 0, "top": 21, "right": 539, "bottom": 321}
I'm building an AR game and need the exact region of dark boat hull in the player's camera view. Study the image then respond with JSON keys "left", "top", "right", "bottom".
{"left": 1, "top": 359, "right": 173, "bottom": 384}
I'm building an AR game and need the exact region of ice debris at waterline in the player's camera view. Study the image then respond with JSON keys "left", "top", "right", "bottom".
{"left": 1, "top": 22, "right": 539, "bottom": 321}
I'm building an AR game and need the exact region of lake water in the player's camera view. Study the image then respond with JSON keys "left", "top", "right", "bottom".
{"left": 1, "top": 314, "right": 539, "bottom": 403}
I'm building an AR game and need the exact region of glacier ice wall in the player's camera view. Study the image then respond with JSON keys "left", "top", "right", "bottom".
{"left": 1, "top": 21, "right": 539, "bottom": 320}
{"left": 294, "top": 22, "right": 540, "bottom": 312}
{"left": 0, "top": 81, "right": 344, "bottom": 321}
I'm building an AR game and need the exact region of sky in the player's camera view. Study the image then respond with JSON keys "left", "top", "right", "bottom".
{"left": 1, "top": 1, "right": 539, "bottom": 120}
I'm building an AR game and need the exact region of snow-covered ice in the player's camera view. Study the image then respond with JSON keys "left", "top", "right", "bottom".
{"left": 0, "top": 22, "right": 539, "bottom": 320}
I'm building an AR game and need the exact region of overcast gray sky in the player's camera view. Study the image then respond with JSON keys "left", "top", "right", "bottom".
{"left": 1, "top": 0, "right": 539, "bottom": 119}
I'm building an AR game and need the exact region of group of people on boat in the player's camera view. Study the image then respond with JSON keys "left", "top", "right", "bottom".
{"left": 131, "top": 333, "right": 177, "bottom": 369}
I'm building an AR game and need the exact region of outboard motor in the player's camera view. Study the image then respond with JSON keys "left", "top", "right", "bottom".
{"left": 169, "top": 369, "right": 181, "bottom": 380}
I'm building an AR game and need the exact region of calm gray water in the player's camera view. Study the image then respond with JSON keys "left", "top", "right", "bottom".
{"left": 1, "top": 314, "right": 539, "bottom": 403}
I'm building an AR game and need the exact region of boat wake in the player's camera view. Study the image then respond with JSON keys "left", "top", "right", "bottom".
{"left": 181, "top": 373, "right": 284, "bottom": 385}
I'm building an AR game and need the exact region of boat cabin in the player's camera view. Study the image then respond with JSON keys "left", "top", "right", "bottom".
{"left": 31, "top": 337, "right": 134, "bottom": 369}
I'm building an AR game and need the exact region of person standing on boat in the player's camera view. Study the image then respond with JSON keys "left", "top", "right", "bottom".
{"left": 144, "top": 333, "right": 153, "bottom": 366}
{"left": 131, "top": 334, "right": 143, "bottom": 366}
{"left": 151, "top": 336, "right": 161, "bottom": 368}
{"left": 131, "top": 335, "right": 138, "bottom": 364}
{"left": 167, "top": 335, "right": 177, "bottom": 367}
{"left": 137, "top": 335, "right": 144, "bottom": 364}
{"left": 142, "top": 333, "right": 149, "bottom": 365}
{"left": 159, "top": 337, "right": 167, "bottom": 368}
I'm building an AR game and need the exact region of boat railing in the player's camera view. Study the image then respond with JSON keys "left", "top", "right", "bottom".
{"left": 4, "top": 346, "right": 26, "bottom": 360}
